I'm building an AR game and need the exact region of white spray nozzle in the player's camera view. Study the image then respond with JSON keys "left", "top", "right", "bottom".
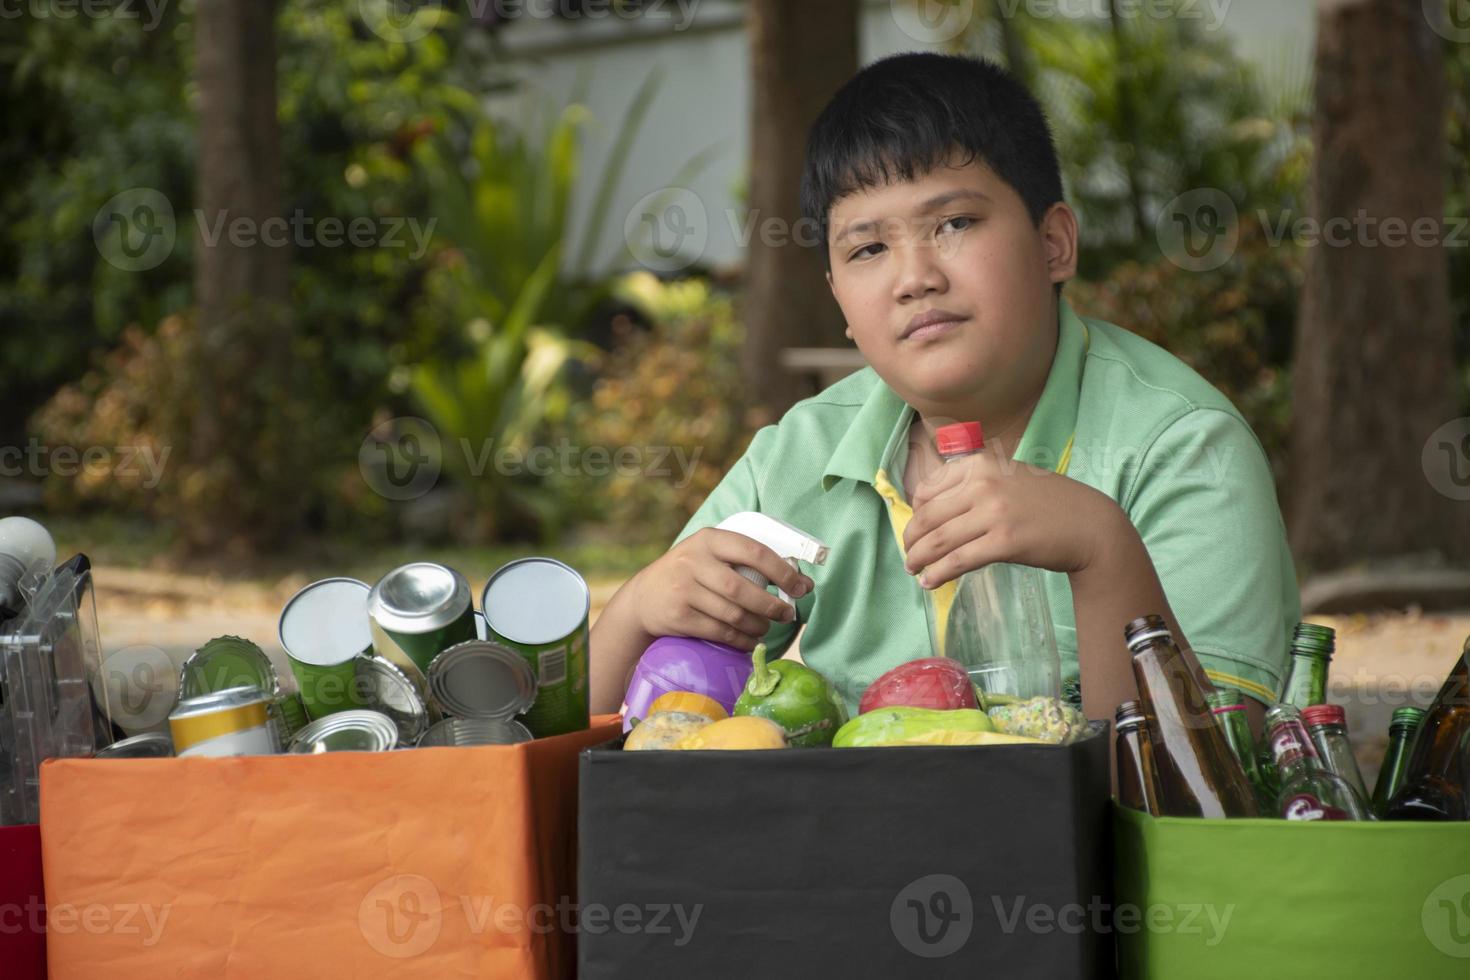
{"left": 715, "top": 512, "right": 828, "bottom": 608}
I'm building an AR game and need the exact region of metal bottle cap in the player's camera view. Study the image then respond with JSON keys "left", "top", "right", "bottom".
{"left": 288, "top": 710, "right": 399, "bottom": 754}
{"left": 94, "top": 732, "right": 174, "bottom": 759}
{"left": 416, "top": 717, "right": 533, "bottom": 748}
{"left": 178, "top": 635, "right": 279, "bottom": 700}
{"left": 279, "top": 577, "right": 373, "bottom": 667}
{"left": 356, "top": 654, "right": 432, "bottom": 745}
{"left": 368, "top": 563, "right": 473, "bottom": 634}
{"left": 481, "top": 557, "right": 590, "bottom": 646}
{"left": 427, "top": 640, "right": 537, "bottom": 721}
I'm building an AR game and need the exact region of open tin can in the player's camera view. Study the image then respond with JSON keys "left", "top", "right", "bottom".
{"left": 416, "top": 717, "right": 533, "bottom": 748}
{"left": 288, "top": 709, "right": 399, "bottom": 754}
{"left": 169, "top": 686, "right": 279, "bottom": 758}
{"left": 355, "top": 654, "right": 434, "bottom": 746}
{"left": 481, "top": 557, "right": 591, "bottom": 737}
{"left": 279, "top": 577, "right": 373, "bottom": 720}
{"left": 426, "top": 640, "right": 537, "bottom": 723}
{"left": 93, "top": 731, "right": 174, "bottom": 759}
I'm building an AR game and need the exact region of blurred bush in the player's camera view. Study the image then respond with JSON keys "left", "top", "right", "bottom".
{"left": 551, "top": 273, "right": 765, "bottom": 547}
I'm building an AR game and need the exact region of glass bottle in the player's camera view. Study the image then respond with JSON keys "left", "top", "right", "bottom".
{"left": 1370, "top": 706, "right": 1426, "bottom": 819}
{"left": 1300, "top": 704, "right": 1372, "bottom": 814}
{"left": 1116, "top": 700, "right": 1163, "bottom": 816}
{"left": 1386, "top": 639, "right": 1470, "bottom": 821}
{"left": 1125, "top": 615, "right": 1259, "bottom": 818}
{"left": 1206, "top": 688, "right": 1270, "bottom": 810}
{"left": 1279, "top": 622, "right": 1335, "bottom": 708}
{"left": 921, "top": 422, "right": 1061, "bottom": 701}
{"left": 1267, "top": 712, "right": 1370, "bottom": 821}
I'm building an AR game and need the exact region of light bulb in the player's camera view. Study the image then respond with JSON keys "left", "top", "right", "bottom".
{"left": 0, "top": 515, "right": 57, "bottom": 619}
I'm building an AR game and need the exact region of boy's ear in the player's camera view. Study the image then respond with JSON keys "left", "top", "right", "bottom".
{"left": 1041, "top": 202, "right": 1079, "bottom": 286}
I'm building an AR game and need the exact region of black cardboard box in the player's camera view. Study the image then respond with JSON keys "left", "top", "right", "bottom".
{"left": 578, "top": 729, "right": 1114, "bottom": 978}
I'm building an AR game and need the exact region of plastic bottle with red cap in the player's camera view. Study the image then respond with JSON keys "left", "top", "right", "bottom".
{"left": 919, "top": 422, "right": 1062, "bottom": 703}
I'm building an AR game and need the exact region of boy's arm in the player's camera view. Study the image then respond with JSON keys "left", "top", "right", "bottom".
{"left": 589, "top": 577, "right": 657, "bottom": 716}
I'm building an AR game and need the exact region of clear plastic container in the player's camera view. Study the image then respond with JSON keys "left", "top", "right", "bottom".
{"left": 920, "top": 422, "right": 1061, "bottom": 701}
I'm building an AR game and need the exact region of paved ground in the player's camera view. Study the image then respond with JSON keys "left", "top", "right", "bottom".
{"left": 89, "top": 564, "right": 1468, "bottom": 787}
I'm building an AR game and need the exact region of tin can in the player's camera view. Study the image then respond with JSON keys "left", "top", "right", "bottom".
{"left": 368, "top": 562, "right": 476, "bottom": 677}
{"left": 416, "top": 717, "right": 533, "bottom": 748}
{"left": 169, "top": 687, "right": 280, "bottom": 758}
{"left": 279, "top": 577, "right": 373, "bottom": 720}
{"left": 356, "top": 654, "right": 434, "bottom": 746}
{"left": 288, "top": 710, "right": 399, "bottom": 754}
{"left": 426, "top": 640, "right": 538, "bottom": 723}
{"left": 270, "top": 692, "right": 311, "bottom": 743}
{"left": 93, "top": 732, "right": 174, "bottom": 759}
{"left": 178, "top": 635, "right": 278, "bottom": 701}
{"left": 481, "top": 557, "right": 590, "bottom": 737}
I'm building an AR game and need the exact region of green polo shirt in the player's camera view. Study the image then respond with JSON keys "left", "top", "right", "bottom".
{"left": 673, "top": 298, "right": 1300, "bottom": 712}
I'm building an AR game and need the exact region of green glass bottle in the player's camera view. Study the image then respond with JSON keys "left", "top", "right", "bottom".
{"left": 1371, "top": 706, "right": 1426, "bottom": 819}
{"left": 1207, "top": 688, "right": 1270, "bottom": 810}
{"left": 1279, "top": 622, "right": 1336, "bottom": 708}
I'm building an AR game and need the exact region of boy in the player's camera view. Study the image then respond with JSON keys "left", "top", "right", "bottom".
{"left": 590, "top": 52, "right": 1298, "bottom": 727}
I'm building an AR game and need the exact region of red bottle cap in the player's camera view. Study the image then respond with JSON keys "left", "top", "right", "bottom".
{"left": 935, "top": 422, "right": 985, "bottom": 457}
{"left": 1300, "top": 704, "right": 1346, "bottom": 728}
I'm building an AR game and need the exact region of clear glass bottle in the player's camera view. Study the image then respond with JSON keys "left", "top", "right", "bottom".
{"left": 1126, "top": 615, "right": 1259, "bottom": 818}
{"left": 1370, "top": 706, "right": 1426, "bottom": 819}
{"left": 921, "top": 422, "right": 1061, "bottom": 701}
{"left": 1115, "top": 700, "right": 1163, "bottom": 816}
{"left": 1301, "top": 703, "right": 1372, "bottom": 815}
{"left": 1266, "top": 711, "right": 1370, "bottom": 821}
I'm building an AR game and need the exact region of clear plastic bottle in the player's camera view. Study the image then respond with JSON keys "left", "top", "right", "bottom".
{"left": 920, "top": 422, "right": 1061, "bottom": 701}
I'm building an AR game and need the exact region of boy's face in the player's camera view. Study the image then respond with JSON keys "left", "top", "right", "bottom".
{"left": 824, "top": 154, "right": 1078, "bottom": 433}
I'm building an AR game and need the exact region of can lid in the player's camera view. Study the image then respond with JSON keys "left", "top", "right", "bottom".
{"left": 179, "top": 635, "right": 278, "bottom": 701}
{"left": 356, "top": 654, "right": 431, "bottom": 745}
{"left": 428, "top": 640, "right": 538, "bottom": 720}
{"left": 170, "top": 685, "right": 272, "bottom": 720}
{"left": 368, "top": 563, "right": 472, "bottom": 635}
{"left": 1390, "top": 706, "right": 1427, "bottom": 728}
{"left": 1301, "top": 703, "right": 1346, "bottom": 728}
{"left": 416, "top": 717, "right": 533, "bottom": 748}
{"left": 279, "top": 577, "right": 372, "bottom": 667}
{"left": 288, "top": 710, "right": 399, "bottom": 754}
{"left": 481, "top": 558, "right": 590, "bottom": 646}
{"left": 93, "top": 732, "right": 174, "bottom": 759}
{"left": 935, "top": 422, "right": 984, "bottom": 457}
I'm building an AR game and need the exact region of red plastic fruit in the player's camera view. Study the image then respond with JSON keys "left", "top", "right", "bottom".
{"left": 859, "top": 657, "right": 978, "bottom": 714}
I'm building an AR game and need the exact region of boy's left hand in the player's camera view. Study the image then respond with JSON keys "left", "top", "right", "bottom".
{"left": 902, "top": 451, "right": 1122, "bottom": 589}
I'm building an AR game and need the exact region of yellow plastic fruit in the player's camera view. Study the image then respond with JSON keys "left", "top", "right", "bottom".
{"left": 648, "top": 691, "right": 729, "bottom": 723}
{"left": 675, "top": 715, "right": 787, "bottom": 750}
{"left": 883, "top": 729, "right": 1046, "bottom": 747}
{"left": 623, "top": 710, "right": 712, "bottom": 751}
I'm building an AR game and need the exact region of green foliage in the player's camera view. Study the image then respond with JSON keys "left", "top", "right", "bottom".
{"left": 550, "top": 273, "right": 759, "bottom": 548}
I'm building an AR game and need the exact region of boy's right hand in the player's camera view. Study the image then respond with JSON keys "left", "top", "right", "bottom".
{"left": 630, "top": 528, "right": 815, "bottom": 651}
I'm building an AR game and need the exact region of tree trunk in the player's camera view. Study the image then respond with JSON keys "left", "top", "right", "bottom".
{"left": 743, "top": 0, "right": 858, "bottom": 419}
{"left": 190, "top": 0, "right": 301, "bottom": 555}
{"left": 1289, "top": 0, "right": 1468, "bottom": 570}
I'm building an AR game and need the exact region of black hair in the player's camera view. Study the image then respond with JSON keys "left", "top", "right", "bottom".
{"left": 800, "top": 52, "right": 1065, "bottom": 261}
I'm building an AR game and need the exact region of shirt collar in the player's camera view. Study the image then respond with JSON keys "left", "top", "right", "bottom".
{"left": 820, "top": 297, "right": 1090, "bottom": 492}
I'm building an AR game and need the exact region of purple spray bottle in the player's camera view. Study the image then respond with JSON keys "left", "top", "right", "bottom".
{"left": 620, "top": 512, "right": 828, "bottom": 731}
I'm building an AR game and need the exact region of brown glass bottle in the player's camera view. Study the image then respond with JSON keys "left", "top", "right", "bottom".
{"left": 1115, "top": 700, "right": 1163, "bottom": 815}
{"left": 1385, "top": 637, "right": 1470, "bottom": 821}
{"left": 1125, "top": 615, "right": 1260, "bottom": 818}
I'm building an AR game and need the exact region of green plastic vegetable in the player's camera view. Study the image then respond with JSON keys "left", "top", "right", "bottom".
{"left": 832, "top": 706, "right": 995, "bottom": 748}
{"left": 732, "top": 644, "right": 847, "bottom": 748}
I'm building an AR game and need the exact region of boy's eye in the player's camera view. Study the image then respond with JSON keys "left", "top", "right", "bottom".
{"left": 849, "top": 242, "right": 885, "bottom": 261}
{"left": 940, "top": 215, "right": 974, "bottom": 233}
